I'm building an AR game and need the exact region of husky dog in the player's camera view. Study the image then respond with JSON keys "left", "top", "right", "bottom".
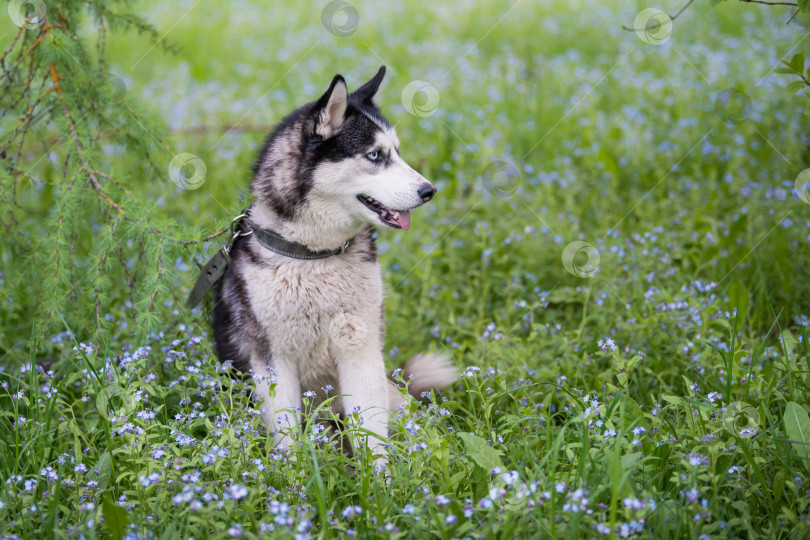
{"left": 212, "top": 66, "right": 457, "bottom": 467}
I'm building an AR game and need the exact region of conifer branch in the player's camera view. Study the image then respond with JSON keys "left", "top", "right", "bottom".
{"left": 0, "top": 0, "right": 213, "bottom": 345}
{"left": 50, "top": 61, "right": 123, "bottom": 214}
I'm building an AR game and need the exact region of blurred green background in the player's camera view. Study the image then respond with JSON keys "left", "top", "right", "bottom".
{"left": 95, "top": 0, "right": 808, "bottom": 346}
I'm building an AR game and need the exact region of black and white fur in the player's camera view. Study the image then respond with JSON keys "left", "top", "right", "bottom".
{"left": 212, "top": 66, "right": 457, "bottom": 468}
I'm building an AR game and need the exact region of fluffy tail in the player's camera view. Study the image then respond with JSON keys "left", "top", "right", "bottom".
{"left": 388, "top": 352, "right": 459, "bottom": 409}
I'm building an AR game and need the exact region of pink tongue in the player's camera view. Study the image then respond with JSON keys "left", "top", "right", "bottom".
{"left": 397, "top": 210, "right": 411, "bottom": 230}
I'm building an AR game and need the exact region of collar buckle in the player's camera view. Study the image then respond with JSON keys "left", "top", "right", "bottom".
{"left": 225, "top": 213, "right": 252, "bottom": 254}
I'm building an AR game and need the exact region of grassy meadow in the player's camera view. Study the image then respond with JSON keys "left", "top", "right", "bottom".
{"left": 2, "top": 0, "right": 810, "bottom": 538}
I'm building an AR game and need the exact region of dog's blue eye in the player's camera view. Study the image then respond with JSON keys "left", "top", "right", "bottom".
{"left": 366, "top": 150, "right": 380, "bottom": 161}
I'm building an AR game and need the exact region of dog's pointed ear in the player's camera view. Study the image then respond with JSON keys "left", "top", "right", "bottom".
{"left": 352, "top": 66, "right": 386, "bottom": 106}
{"left": 313, "top": 74, "right": 348, "bottom": 138}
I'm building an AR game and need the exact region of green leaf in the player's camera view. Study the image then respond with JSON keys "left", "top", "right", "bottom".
{"left": 787, "top": 80, "right": 806, "bottom": 94}
{"left": 621, "top": 451, "right": 643, "bottom": 470}
{"left": 773, "top": 469, "right": 786, "bottom": 505}
{"left": 620, "top": 395, "right": 644, "bottom": 433}
{"left": 102, "top": 496, "right": 129, "bottom": 540}
{"left": 799, "top": 0, "right": 810, "bottom": 13}
{"left": 607, "top": 444, "right": 634, "bottom": 499}
{"left": 784, "top": 402, "right": 810, "bottom": 471}
{"left": 159, "top": 523, "right": 179, "bottom": 540}
{"left": 449, "top": 470, "right": 468, "bottom": 489}
{"left": 458, "top": 432, "right": 503, "bottom": 472}
{"left": 781, "top": 329, "right": 798, "bottom": 358}
{"left": 790, "top": 53, "right": 806, "bottom": 72}
{"left": 606, "top": 388, "right": 626, "bottom": 418}
{"left": 774, "top": 67, "right": 797, "bottom": 75}
{"left": 90, "top": 452, "right": 112, "bottom": 491}
{"left": 728, "top": 279, "right": 749, "bottom": 322}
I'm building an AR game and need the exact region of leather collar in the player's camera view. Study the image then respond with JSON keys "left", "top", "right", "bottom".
{"left": 246, "top": 220, "right": 352, "bottom": 260}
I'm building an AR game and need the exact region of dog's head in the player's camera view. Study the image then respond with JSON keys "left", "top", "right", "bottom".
{"left": 252, "top": 67, "right": 435, "bottom": 235}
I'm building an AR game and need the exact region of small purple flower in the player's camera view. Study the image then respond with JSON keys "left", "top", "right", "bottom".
{"left": 623, "top": 497, "right": 645, "bottom": 510}
{"left": 138, "top": 472, "right": 160, "bottom": 487}
{"left": 342, "top": 505, "right": 362, "bottom": 520}
{"left": 404, "top": 421, "right": 420, "bottom": 436}
{"left": 598, "top": 338, "right": 617, "bottom": 353}
{"left": 502, "top": 470, "right": 519, "bottom": 486}
{"left": 463, "top": 366, "right": 481, "bottom": 378}
{"left": 686, "top": 454, "right": 709, "bottom": 467}
{"left": 228, "top": 484, "right": 248, "bottom": 500}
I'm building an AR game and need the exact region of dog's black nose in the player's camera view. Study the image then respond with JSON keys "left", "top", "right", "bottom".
{"left": 418, "top": 183, "right": 436, "bottom": 202}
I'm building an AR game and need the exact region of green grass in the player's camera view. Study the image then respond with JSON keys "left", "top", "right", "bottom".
{"left": 2, "top": 0, "right": 810, "bottom": 538}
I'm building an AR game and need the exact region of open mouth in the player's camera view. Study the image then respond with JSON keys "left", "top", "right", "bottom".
{"left": 357, "top": 194, "right": 411, "bottom": 230}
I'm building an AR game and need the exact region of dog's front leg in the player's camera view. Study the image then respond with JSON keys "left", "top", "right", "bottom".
{"left": 250, "top": 351, "right": 301, "bottom": 450}
{"left": 332, "top": 339, "right": 390, "bottom": 470}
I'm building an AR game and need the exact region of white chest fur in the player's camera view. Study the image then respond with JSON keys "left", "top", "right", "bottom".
{"left": 239, "top": 237, "right": 384, "bottom": 390}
